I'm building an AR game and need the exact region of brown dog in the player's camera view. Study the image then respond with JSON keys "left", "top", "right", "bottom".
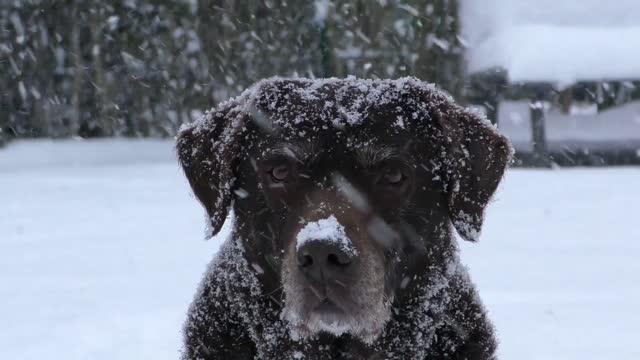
{"left": 176, "top": 77, "right": 512, "bottom": 359}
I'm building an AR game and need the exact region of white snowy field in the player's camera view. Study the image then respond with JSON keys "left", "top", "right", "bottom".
{"left": 1, "top": 139, "right": 639, "bottom": 360}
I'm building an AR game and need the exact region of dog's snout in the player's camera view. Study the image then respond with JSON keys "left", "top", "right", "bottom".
{"left": 297, "top": 240, "right": 354, "bottom": 283}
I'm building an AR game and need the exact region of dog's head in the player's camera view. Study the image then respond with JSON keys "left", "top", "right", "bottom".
{"left": 177, "top": 78, "right": 511, "bottom": 343}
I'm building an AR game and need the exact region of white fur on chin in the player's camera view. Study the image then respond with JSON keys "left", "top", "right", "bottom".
{"left": 282, "top": 308, "right": 387, "bottom": 344}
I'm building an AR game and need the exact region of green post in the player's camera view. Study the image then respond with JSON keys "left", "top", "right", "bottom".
{"left": 319, "top": 22, "right": 334, "bottom": 78}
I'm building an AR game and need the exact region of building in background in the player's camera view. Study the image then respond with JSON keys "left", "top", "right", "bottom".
{"left": 461, "top": 0, "right": 640, "bottom": 165}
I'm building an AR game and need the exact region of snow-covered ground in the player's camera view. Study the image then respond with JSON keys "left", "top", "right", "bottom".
{"left": 1, "top": 140, "right": 639, "bottom": 359}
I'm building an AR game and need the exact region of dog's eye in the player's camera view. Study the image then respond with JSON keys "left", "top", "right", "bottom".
{"left": 377, "top": 167, "right": 406, "bottom": 186}
{"left": 384, "top": 169, "right": 404, "bottom": 184}
{"left": 269, "top": 164, "right": 290, "bottom": 182}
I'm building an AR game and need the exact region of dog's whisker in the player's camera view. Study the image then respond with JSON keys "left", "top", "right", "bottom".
{"left": 308, "top": 284, "right": 324, "bottom": 299}
{"left": 264, "top": 285, "right": 284, "bottom": 297}
{"left": 255, "top": 206, "right": 270, "bottom": 216}
{"left": 268, "top": 294, "right": 283, "bottom": 307}
{"left": 266, "top": 223, "right": 276, "bottom": 240}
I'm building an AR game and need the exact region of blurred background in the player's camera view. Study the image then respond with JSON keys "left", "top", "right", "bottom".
{"left": 2, "top": 0, "right": 639, "bottom": 166}
{"left": 1, "top": 1, "right": 639, "bottom": 359}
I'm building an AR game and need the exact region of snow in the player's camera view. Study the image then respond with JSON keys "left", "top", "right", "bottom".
{"left": 468, "top": 25, "right": 640, "bottom": 84}
{"left": 1, "top": 139, "right": 639, "bottom": 359}
{"left": 312, "top": 0, "right": 330, "bottom": 25}
{"left": 0, "top": 139, "right": 222, "bottom": 360}
{"left": 295, "top": 215, "right": 357, "bottom": 256}
{"left": 462, "top": 0, "right": 640, "bottom": 83}
{"left": 460, "top": 168, "right": 640, "bottom": 360}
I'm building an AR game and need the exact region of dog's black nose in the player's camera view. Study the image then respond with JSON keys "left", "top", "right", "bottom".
{"left": 297, "top": 240, "right": 354, "bottom": 283}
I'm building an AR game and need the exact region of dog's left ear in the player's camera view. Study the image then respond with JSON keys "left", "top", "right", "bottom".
{"left": 436, "top": 106, "right": 513, "bottom": 242}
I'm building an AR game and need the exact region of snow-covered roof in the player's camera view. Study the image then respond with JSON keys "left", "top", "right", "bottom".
{"left": 461, "top": 0, "right": 640, "bottom": 84}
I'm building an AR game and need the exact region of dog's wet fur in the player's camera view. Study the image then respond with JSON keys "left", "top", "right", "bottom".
{"left": 177, "top": 78, "right": 512, "bottom": 359}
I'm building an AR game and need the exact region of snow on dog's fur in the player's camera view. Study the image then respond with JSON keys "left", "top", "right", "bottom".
{"left": 177, "top": 77, "right": 512, "bottom": 359}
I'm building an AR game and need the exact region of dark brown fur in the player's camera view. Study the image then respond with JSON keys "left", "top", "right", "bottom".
{"left": 176, "top": 78, "right": 512, "bottom": 359}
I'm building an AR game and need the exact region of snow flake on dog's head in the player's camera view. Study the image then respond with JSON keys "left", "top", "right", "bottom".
{"left": 296, "top": 215, "right": 357, "bottom": 257}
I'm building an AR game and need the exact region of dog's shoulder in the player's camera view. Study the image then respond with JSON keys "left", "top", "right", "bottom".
{"left": 181, "top": 238, "right": 256, "bottom": 359}
{"left": 182, "top": 237, "right": 300, "bottom": 359}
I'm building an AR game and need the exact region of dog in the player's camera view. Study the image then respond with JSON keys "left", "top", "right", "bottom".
{"left": 176, "top": 77, "right": 512, "bottom": 359}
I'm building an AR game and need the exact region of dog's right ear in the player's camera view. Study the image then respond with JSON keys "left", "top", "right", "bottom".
{"left": 435, "top": 105, "right": 512, "bottom": 242}
{"left": 176, "top": 110, "right": 244, "bottom": 238}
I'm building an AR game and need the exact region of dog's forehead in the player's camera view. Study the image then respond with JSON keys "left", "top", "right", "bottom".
{"left": 238, "top": 77, "right": 454, "bottom": 168}
{"left": 251, "top": 77, "right": 433, "bottom": 132}
{"left": 249, "top": 78, "right": 435, "bottom": 148}
{"left": 253, "top": 118, "right": 412, "bottom": 159}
